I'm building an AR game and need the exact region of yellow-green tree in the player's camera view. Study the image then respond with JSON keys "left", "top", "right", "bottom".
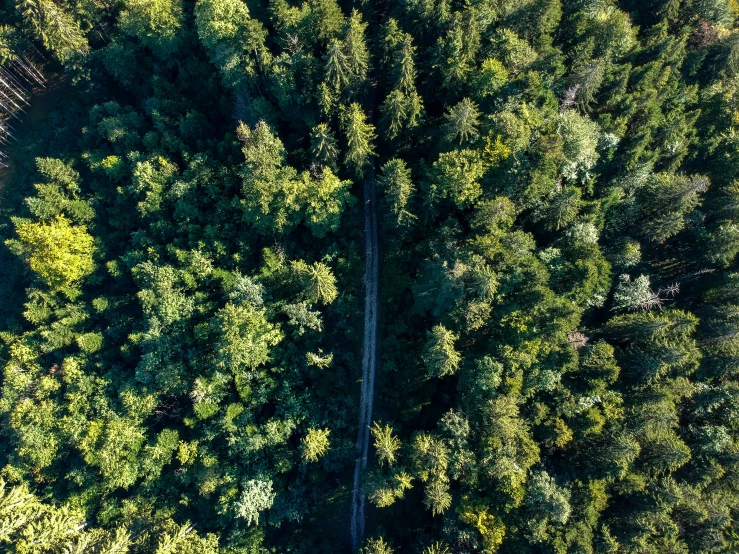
{"left": 304, "top": 168, "right": 354, "bottom": 238}
{"left": 119, "top": 0, "right": 184, "bottom": 57}
{"left": 8, "top": 215, "right": 95, "bottom": 290}
{"left": 301, "top": 428, "right": 331, "bottom": 462}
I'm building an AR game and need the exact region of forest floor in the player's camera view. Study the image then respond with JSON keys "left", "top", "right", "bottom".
{"left": 0, "top": 73, "right": 63, "bottom": 201}
{"left": 350, "top": 165, "right": 379, "bottom": 550}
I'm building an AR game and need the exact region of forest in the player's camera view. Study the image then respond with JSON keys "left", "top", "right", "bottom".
{"left": 2, "top": 0, "right": 739, "bottom": 552}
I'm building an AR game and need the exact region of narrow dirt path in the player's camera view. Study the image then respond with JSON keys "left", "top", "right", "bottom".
{"left": 350, "top": 166, "right": 379, "bottom": 550}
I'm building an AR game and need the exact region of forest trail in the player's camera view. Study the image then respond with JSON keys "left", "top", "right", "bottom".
{"left": 350, "top": 165, "right": 379, "bottom": 550}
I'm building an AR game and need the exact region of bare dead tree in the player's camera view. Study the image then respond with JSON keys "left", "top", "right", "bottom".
{"left": 0, "top": 49, "right": 46, "bottom": 166}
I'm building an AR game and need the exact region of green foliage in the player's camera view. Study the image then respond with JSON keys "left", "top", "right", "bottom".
{"left": 213, "top": 302, "right": 283, "bottom": 373}
{"left": 523, "top": 470, "right": 571, "bottom": 542}
{"left": 428, "top": 149, "right": 486, "bottom": 209}
{"left": 238, "top": 121, "right": 304, "bottom": 234}
{"left": 310, "top": 122, "right": 340, "bottom": 168}
{"left": 423, "top": 325, "right": 461, "bottom": 378}
{"left": 301, "top": 428, "right": 331, "bottom": 462}
{"left": 235, "top": 479, "right": 275, "bottom": 526}
{"left": 378, "top": 158, "right": 416, "bottom": 228}
{"left": 443, "top": 98, "right": 481, "bottom": 145}
{"left": 303, "top": 168, "right": 354, "bottom": 238}
{"left": 3, "top": 1, "right": 739, "bottom": 552}
{"left": 16, "top": 0, "right": 89, "bottom": 62}
{"left": 611, "top": 274, "right": 661, "bottom": 312}
{"left": 360, "top": 536, "right": 394, "bottom": 554}
{"left": 195, "top": 0, "right": 269, "bottom": 89}
{"left": 8, "top": 215, "right": 95, "bottom": 291}
{"left": 290, "top": 260, "right": 338, "bottom": 304}
{"left": 558, "top": 110, "right": 600, "bottom": 182}
{"left": 372, "top": 422, "right": 401, "bottom": 466}
{"left": 119, "top": 0, "right": 184, "bottom": 57}
{"left": 342, "top": 102, "right": 376, "bottom": 175}
{"left": 472, "top": 58, "right": 509, "bottom": 99}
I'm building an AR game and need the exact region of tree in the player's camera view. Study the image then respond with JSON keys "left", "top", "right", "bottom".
{"left": 380, "top": 22, "right": 423, "bottom": 138}
{"left": 310, "top": 122, "right": 340, "bottom": 168}
{"left": 25, "top": 158, "right": 94, "bottom": 225}
{"left": 129, "top": 156, "right": 178, "bottom": 216}
{"left": 306, "top": 0, "right": 344, "bottom": 43}
{"left": 194, "top": 0, "right": 270, "bottom": 89}
{"left": 458, "top": 497, "right": 507, "bottom": 553}
{"left": 637, "top": 173, "right": 709, "bottom": 243}
{"left": 566, "top": 58, "right": 605, "bottom": 110}
{"left": 367, "top": 465, "right": 414, "bottom": 507}
{"left": 524, "top": 470, "right": 572, "bottom": 543}
{"left": 16, "top": 0, "right": 89, "bottom": 62}
{"left": 577, "top": 341, "right": 621, "bottom": 391}
{"left": 291, "top": 260, "right": 338, "bottom": 304}
{"left": 424, "top": 478, "right": 452, "bottom": 515}
{"left": 423, "top": 543, "right": 451, "bottom": 554}
{"left": 639, "top": 428, "right": 691, "bottom": 474}
{"left": 8, "top": 215, "right": 95, "bottom": 290}
{"left": 431, "top": 15, "right": 479, "bottom": 89}
{"left": 238, "top": 121, "right": 306, "bottom": 234}
{"left": 213, "top": 303, "right": 283, "bottom": 373}
{"left": 372, "top": 422, "right": 402, "bottom": 466}
{"left": 494, "top": 28, "right": 538, "bottom": 73}
{"left": 361, "top": 537, "right": 394, "bottom": 554}
{"left": 301, "top": 428, "right": 331, "bottom": 462}
{"left": 423, "top": 325, "right": 461, "bottom": 378}
{"left": 428, "top": 149, "right": 486, "bottom": 209}
{"left": 119, "top": 0, "right": 184, "bottom": 57}
{"left": 0, "top": 479, "right": 132, "bottom": 552}
{"left": 558, "top": 110, "right": 600, "bottom": 182}
{"left": 443, "top": 98, "right": 481, "bottom": 144}
{"left": 324, "top": 38, "right": 349, "bottom": 91}
{"left": 154, "top": 523, "right": 219, "bottom": 554}
{"left": 380, "top": 89, "right": 409, "bottom": 140}
{"left": 480, "top": 396, "right": 540, "bottom": 505}
{"left": 283, "top": 302, "right": 322, "bottom": 335}
{"left": 342, "top": 102, "right": 376, "bottom": 175}
{"left": 80, "top": 415, "right": 147, "bottom": 490}
{"left": 303, "top": 168, "right": 354, "bottom": 238}
{"left": 611, "top": 274, "right": 662, "bottom": 312}
{"left": 343, "top": 10, "right": 369, "bottom": 91}
{"left": 472, "top": 58, "right": 509, "bottom": 99}
{"left": 535, "top": 186, "right": 582, "bottom": 231}
{"left": 378, "top": 158, "right": 416, "bottom": 228}
{"left": 235, "top": 479, "right": 275, "bottom": 526}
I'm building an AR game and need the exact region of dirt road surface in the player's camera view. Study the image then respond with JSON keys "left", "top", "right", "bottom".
{"left": 350, "top": 168, "right": 379, "bottom": 550}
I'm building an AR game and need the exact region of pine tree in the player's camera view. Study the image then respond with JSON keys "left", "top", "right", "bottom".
{"left": 310, "top": 122, "right": 340, "bottom": 168}
{"left": 291, "top": 260, "right": 339, "bottom": 304}
{"left": 238, "top": 122, "right": 306, "bottom": 234}
{"left": 342, "top": 102, "right": 376, "bottom": 175}
{"left": 423, "top": 325, "right": 461, "bottom": 378}
{"left": 16, "top": 0, "right": 89, "bottom": 62}
{"left": 303, "top": 167, "right": 354, "bottom": 238}
{"left": 372, "top": 422, "right": 402, "bottom": 466}
{"left": 377, "top": 158, "right": 416, "bottom": 228}
{"left": 443, "top": 98, "right": 481, "bottom": 145}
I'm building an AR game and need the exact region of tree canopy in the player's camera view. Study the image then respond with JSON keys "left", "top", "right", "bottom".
{"left": 3, "top": 0, "right": 739, "bottom": 553}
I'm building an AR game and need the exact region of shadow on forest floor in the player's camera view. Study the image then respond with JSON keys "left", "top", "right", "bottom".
{"left": 0, "top": 74, "right": 77, "bottom": 330}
